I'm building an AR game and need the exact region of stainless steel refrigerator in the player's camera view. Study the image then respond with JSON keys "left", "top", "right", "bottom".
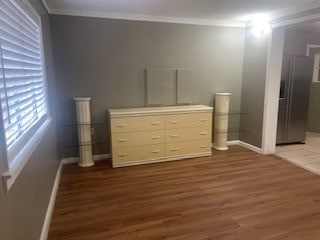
{"left": 276, "top": 56, "right": 313, "bottom": 145}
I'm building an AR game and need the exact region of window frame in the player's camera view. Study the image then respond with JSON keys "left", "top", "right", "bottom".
{"left": 306, "top": 44, "right": 320, "bottom": 83}
{"left": 1, "top": 0, "right": 52, "bottom": 192}
{"left": 312, "top": 53, "right": 320, "bottom": 83}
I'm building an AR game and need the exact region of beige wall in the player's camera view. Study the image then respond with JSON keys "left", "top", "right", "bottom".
{"left": 50, "top": 15, "right": 246, "bottom": 157}
{"left": 308, "top": 82, "right": 320, "bottom": 133}
{"left": 283, "top": 30, "right": 320, "bottom": 56}
{"left": 239, "top": 27, "right": 269, "bottom": 148}
{"left": 0, "top": 1, "right": 59, "bottom": 239}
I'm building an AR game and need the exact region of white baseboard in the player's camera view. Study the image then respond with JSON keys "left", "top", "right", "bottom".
{"left": 40, "top": 153, "right": 110, "bottom": 239}
{"left": 39, "top": 160, "right": 63, "bottom": 240}
{"left": 211, "top": 140, "right": 239, "bottom": 150}
{"left": 227, "top": 140, "right": 240, "bottom": 146}
{"left": 61, "top": 154, "right": 111, "bottom": 165}
{"left": 213, "top": 140, "right": 262, "bottom": 153}
{"left": 238, "top": 141, "right": 262, "bottom": 153}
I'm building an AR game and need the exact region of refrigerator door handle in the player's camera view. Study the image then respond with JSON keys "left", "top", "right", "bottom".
{"left": 287, "top": 58, "right": 296, "bottom": 142}
{"left": 284, "top": 57, "right": 295, "bottom": 143}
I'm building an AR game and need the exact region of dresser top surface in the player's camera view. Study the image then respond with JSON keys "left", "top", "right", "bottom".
{"left": 108, "top": 105, "right": 213, "bottom": 116}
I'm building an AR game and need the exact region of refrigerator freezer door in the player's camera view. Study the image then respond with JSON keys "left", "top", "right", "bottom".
{"left": 286, "top": 56, "right": 313, "bottom": 143}
{"left": 276, "top": 56, "right": 291, "bottom": 144}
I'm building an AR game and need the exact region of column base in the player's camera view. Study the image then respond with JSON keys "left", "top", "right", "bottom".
{"left": 78, "top": 162, "right": 95, "bottom": 168}
{"left": 213, "top": 146, "right": 229, "bottom": 151}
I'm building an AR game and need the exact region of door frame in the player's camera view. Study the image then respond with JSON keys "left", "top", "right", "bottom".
{"left": 261, "top": 14, "right": 320, "bottom": 154}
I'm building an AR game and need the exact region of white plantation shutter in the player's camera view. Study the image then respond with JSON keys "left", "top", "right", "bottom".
{"left": 0, "top": 0, "right": 48, "bottom": 165}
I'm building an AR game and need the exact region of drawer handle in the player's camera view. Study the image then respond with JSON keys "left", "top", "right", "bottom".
{"left": 151, "top": 121, "right": 160, "bottom": 125}
{"left": 199, "top": 119, "right": 208, "bottom": 122}
{"left": 118, "top": 153, "right": 128, "bottom": 157}
{"left": 151, "top": 149, "right": 161, "bottom": 153}
{"left": 117, "top": 123, "right": 127, "bottom": 127}
{"left": 170, "top": 148, "right": 179, "bottom": 152}
{"left": 200, "top": 131, "right": 207, "bottom": 135}
{"left": 151, "top": 136, "right": 160, "bottom": 140}
{"left": 170, "top": 120, "right": 179, "bottom": 124}
{"left": 200, "top": 145, "right": 208, "bottom": 148}
{"left": 170, "top": 134, "right": 178, "bottom": 138}
{"left": 117, "top": 138, "right": 128, "bottom": 142}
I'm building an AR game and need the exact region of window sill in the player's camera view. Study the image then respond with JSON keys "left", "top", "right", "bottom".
{"left": 2, "top": 118, "right": 53, "bottom": 192}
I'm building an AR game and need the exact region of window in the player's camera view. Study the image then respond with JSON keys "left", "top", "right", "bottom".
{"left": 0, "top": 0, "right": 51, "bottom": 190}
{"left": 313, "top": 53, "right": 320, "bottom": 82}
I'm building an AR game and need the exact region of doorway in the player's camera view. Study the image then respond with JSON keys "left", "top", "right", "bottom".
{"left": 274, "top": 23, "right": 320, "bottom": 173}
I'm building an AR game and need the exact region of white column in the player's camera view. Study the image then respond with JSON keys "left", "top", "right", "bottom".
{"left": 213, "top": 93, "right": 231, "bottom": 151}
{"left": 74, "top": 97, "right": 94, "bottom": 167}
{"left": 262, "top": 28, "right": 285, "bottom": 154}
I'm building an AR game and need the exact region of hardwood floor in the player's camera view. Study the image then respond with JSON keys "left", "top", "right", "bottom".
{"left": 48, "top": 146, "right": 320, "bottom": 240}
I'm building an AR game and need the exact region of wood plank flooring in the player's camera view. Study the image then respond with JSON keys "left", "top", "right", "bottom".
{"left": 48, "top": 146, "right": 320, "bottom": 240}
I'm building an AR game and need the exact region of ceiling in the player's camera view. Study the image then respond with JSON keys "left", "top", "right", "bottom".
{"left": 44, "top": 0, "right": 320, "bottom": 27}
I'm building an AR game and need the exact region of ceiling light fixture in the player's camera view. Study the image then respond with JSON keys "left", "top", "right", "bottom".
{"left": 250, "top": 14, "right": 271, "bottom": 36}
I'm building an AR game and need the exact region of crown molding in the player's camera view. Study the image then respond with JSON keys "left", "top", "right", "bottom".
{"left": 271, "top": 1, "right": 320, "bottom": 20}
{"left": 271, "top": 11, "right": 320, "bottom": 28}
{"left": 244, "top": 11, "right": 320, "bottom": 28}
{"left": 41, "top": 0, "right": 51, "bottom": 14}
{"left": 271, "top": 13, "right": 320, "bottom": 28}
{"left": 269, "top": 1, "right": 320, "bottom": 27}
{"left": 49, "top": 8, "right": 246, "bottom": 27}
{"left": 43, "top": 1, "right": 320, "bottom": 28}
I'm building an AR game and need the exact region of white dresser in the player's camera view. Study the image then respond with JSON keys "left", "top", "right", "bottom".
{"left": 108, "top": 105, "right": 213, "bottom": 167}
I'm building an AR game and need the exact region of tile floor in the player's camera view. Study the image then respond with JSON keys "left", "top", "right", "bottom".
{"left": 276, "top": 132, "right": 320, "bottom": 174}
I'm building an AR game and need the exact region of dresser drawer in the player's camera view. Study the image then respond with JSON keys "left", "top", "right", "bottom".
{"left": 166, "top": 140, "right": 211, "bottom": 157}
{"left": 166, "top": 126, "right": 211, "bottom": 143}
{"left": 111, "top": 115, "right": 164, "bottom": 133}
{"left": 113, "top": 144, "right": 165, "bottom": 163}
{"left": 166, "top": 112, "right": 212, "bottom": 129}
{"left": 112, "top": 130, "right": 165, "bottom": 147}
